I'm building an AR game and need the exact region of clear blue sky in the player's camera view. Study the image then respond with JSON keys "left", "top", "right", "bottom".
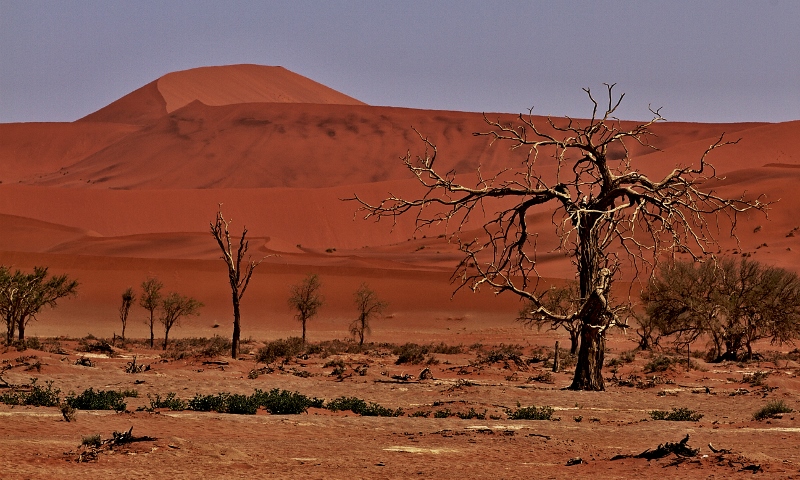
{"left": 1, "top": 0, "right": 798, "bottom": 123}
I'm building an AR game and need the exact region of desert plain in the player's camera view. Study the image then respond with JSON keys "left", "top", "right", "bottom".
{"left": 1, "top": 64, "right": 800, "bottom": 478}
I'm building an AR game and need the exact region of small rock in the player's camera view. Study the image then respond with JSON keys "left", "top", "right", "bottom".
{"left": 566, "top": 457, "right": 584, "bottom": 466}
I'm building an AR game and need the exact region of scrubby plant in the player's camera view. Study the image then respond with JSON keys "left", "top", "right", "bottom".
{"left": 188, "top": 393, "right": 230, "bottom": 412}
{"left": 148, "top": 392, "right": 186, "bottom": 411}
{"left": 393, "top": 343, "right": 427, "bottom": 365}
{"left": 456, "top": 408, "right": 487, "bottom": 420}
{"left": 506, "top": 404, "right": 554, "bottom": 420}
{"left": 252, "top": 388, "right": 323, "bottom": 414}
{"left": 433, "top": 408, "right": 452, "bottom": 418}
{"left": 643, "top": 355, "right": 674, "bottom": 373}
{"left": 120, "top": 389, "right": 139, "bottom": 398}
{"left": 60, "top": 402, "right": 77, "bottom": 422}
{"left": 326, "top": 396, "right": 403, "bottom": 417}
{"left": 753, "top": 400, "right": 793, "bottom": 421}
{"left": 255, "top": 337, "right": 304, "bottom": 364}
{"left": 224, "top": 393, "right": 258, "bottom": 415}
{"left": 0, "top": 378, "right": 61, "bottom": 407}
{"left": 742, "top": 371, "right": 770, "bottom": 387}
{"left": 649, "top": 407, "right": 703, "bottom": 422}
{"left": 410, "top": 410, "right": 431, "bottom": 418}
{"left": 66, "top": 388, "right": 126, "bottom": 411}
{"left": 81, "top": 434, "right": 102, "bottom": 447}
{"left": 323, "top": 358, "right": 346, "bottom": 376}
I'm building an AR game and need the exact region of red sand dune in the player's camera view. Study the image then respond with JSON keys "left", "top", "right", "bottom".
{"left": 1, "top": 64, "right": 799, "bottom": 339}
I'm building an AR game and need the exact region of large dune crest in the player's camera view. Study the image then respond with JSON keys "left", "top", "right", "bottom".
{"left": 157, "top": 64, "right": 366, "bottom": 112}
{"left": 78, "top": 64, "right": 365, "bottom": 126}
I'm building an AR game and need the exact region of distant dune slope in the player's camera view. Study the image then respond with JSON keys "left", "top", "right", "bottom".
{"left": 1, "top": 64, "right": 799, "bottom": 331}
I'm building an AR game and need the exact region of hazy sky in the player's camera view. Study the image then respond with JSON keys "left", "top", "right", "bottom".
{"left": 1, "top": 1, "right": 798, "bottom": 123}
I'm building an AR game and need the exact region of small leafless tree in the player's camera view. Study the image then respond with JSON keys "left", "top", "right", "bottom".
{"left": 210, "top": 206, "right": 265, "bottom": 358}
{"left": 350, "top": 283, "right": 388, "bottom": 346}
{"left": 518, "top": 281, "right": 581, "bottom": 355}
{"left": 139, "top": 277, "right": 163, "bottom": 348}
{"left": 288, "top": 274, "right": 323, "bottom": 345}
{"left": 159, "top": 292, "right": 202, "bottom": 350}
{"left": 351, "top": 84, "right": 767, "bottom": 390}
{"left": 119, "top": 287, "right": 135, "bottom": 341}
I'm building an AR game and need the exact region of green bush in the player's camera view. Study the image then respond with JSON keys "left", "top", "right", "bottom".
{"left": 188, "top": 393, "right": 232, "bottom": 413}
{"left": 433, "top": 408, "right": 452, "bottom": 418}
{"left": 148, "top": 392, "right": 186, "bottom": 411}
{"left": 506, "top": 404, "right": 554, "bottom": 420}
{"left": 753, "top": 400, "right": 793, "bottom": 421}
{"left": 649, "top": 407, "right": 703, "bottom": 421}
{"left": 67, "top": 388, "right": 126, "bottom": 411}
{"left": 225, "top": 394, "right": 258, "bottom": 415}
{"left": 0, "top": 378, "right": 61, "bottom": 407}
{"left": 326, "top": 396, "right": 403, "bottom": 417}
{"left": 252, "top": 388, "right": 323, "bottom": 415}
{"left": 255, "top": 337, "right": 304, "bottom": 363}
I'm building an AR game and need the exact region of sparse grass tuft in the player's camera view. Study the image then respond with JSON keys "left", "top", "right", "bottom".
{"left": 148, "top": 392, "right": 186, "bottom": 411}
{"left": 326, "top": 396, "right": 403, "bottom": 417}
{"left": 255, "top": 337, "right": 304, "bottom": 364}
{"left": 753, "top": 400, "right": 793, "bottom": 421}
{"left": 506, "top": 404, "right": 554, "bottom": 420}
{"left": 649, "top": 407, "right": 703, "bottom": 422}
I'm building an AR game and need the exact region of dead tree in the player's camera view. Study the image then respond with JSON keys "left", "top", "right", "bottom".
{"left": 210, "top": 206, "right": 264, "bottom": 358}
{"left": 118, "top": 287, "right": 135, "bottom": 341}
{"left": 350, "top": 283, "right": 388, "bottom": 346}
{"left": 288, "top": 274, "right": 323, "bottom": 345}
{"left": 139, "top": 277, "right": 163, "bottom": 348}
{"left": 351, "top": 84, "right": 767, "bottom": 390}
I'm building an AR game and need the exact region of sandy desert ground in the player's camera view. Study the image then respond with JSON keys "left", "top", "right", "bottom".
{"left": 1, "top": 64, "right": 800, "bottom": 478}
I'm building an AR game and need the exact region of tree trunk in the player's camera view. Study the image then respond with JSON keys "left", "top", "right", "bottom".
{"left": 569, "top": 323, "right": 605, "bottom": 390}
{"left": 231, "top": 299, "right": 241, "bottom": 358}
{"left": 569, "top": 331, "right": 579, "bottom": 355}
{"left": 17, "top": 321, "right": 25, "bottom": 343}
{"left": 6, "top": 320, "right": 14, "bottom": 345}
{"left": 163, "top": 328, "right": 170, "bottom": 350}
{"left": 301, "top": 318, "right": 306, "bottom": 345}
{"left": 552, "top": 341, "right": 560, "bottom": 373}
{"left": 149, "top": 312, "right": 155, "bottom": 349}
{"left": 569, "top": 218, "right": 607, "bottom": 391}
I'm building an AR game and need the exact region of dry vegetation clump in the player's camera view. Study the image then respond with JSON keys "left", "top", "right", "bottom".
{"left": 77, "top": 336, "right": 114, "bottom": 355}
{"left": 326, "top": 396, "right": 403, "bottom": 417}
{"left": 505, "top": 403, "right": 554, "bottom": 420}
{"left": 255, "top": 337, "right": 305, "bottom": 364}
{"left": 649, "top": 407, "right": 703, "bottom": 422}
{"left": 0, "top": 378, "right": 60, "bottom": 407}
{"left": 752, "top": 400, "right": 793, "bottom": 421}
{"left": 163, "top": 335, "right": 235, "bottom": 360}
